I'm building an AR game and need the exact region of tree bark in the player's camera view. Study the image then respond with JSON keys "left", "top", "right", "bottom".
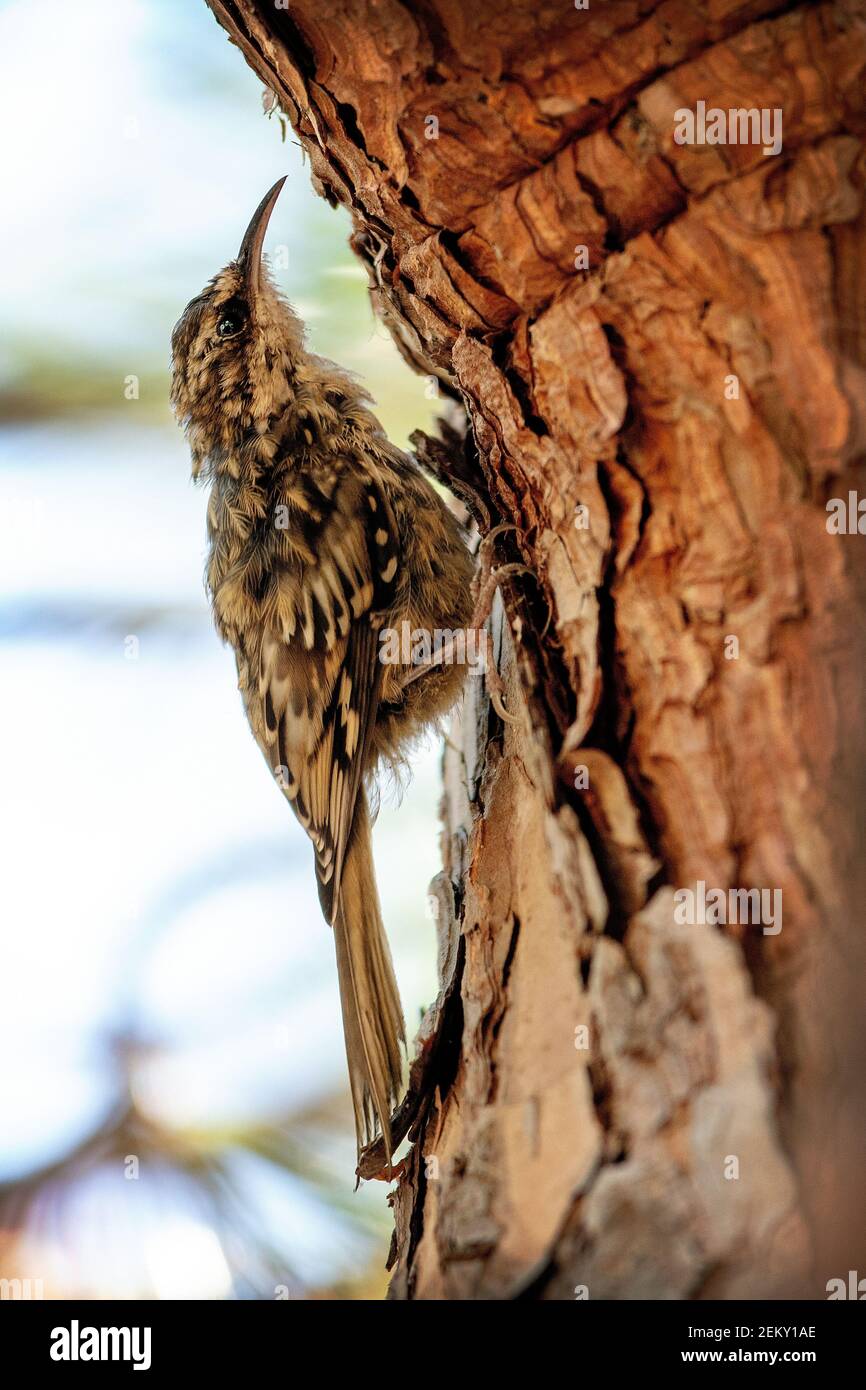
{"left": 206, "top": 0, "right": 866, "bottom": 1300}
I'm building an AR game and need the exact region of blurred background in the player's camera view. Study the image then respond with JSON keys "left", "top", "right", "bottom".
{"left": 0, "top": 0, "right": 445, "bottom": 1298}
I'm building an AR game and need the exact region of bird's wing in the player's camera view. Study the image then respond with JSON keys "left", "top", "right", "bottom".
{"left": 246, "top": 464, "right": 400, "bottom": 922}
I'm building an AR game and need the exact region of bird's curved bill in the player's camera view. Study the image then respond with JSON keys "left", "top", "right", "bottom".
{"left": 237, "top": 176, "right": 287, "bottom": 299}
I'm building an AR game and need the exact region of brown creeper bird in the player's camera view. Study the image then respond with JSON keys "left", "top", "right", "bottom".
{"left": 170, "top": 178, "right": 474, "bottom": 1165}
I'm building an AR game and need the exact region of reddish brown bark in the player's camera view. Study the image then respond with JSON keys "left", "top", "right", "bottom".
{"left": 206, "top": 0, "right": 866, "bottom": 1299}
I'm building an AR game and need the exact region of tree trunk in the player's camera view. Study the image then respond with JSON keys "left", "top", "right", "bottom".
{"left": 206, "top": 0, "right": 866, "bottom": 1300}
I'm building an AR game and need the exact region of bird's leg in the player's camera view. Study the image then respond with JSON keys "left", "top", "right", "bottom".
{"left": 399, "top": 525, "right": 532, "bottom": 724}
{"left": 467, "top": 526, "right": 534, "bottom": 724}
{"left": 399, "top": 629, "right": 474, "bottom": 690}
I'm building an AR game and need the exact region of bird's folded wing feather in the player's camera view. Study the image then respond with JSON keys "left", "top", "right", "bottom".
{"left": 244, "top": 464, "right": 400, "bottom": 921}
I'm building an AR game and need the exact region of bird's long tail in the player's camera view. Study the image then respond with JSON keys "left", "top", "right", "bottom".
{"left": 333, "top": 791, "right": 405, "bottom": 1164}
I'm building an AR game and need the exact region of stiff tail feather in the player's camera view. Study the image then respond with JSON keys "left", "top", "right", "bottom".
{"left": 332, "top": 791, "right": 405, "bottom": 1163}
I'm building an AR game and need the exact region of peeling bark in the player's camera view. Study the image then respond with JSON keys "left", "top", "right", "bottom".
{"left": 206, "top": 0, "right": 866, "bottom": 1299}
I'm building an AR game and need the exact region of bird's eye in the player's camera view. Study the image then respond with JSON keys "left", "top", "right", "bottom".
{"left": 216, "top": 299, "right": 247, "bottom": 339}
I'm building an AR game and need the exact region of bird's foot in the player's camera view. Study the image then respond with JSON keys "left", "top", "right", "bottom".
{"left": 469, "top": 526, "right": 532, "bottom": 725}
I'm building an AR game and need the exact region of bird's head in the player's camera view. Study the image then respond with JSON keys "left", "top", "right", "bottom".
{"left": 170, "top": 177, "right": 304, "bottom": 475}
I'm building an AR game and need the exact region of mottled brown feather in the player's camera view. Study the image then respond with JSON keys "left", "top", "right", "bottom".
{"left": 171, "top": 222, "right": 473, "bottom": 1161}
